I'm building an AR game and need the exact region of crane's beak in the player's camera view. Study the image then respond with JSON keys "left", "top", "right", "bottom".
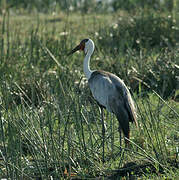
{"left": 68, "top": 45, "right": 81, "bottom": 56}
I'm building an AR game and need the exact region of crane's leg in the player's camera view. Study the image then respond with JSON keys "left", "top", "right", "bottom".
{"left": 118, "top": 126, "right": 122, "bottom": 148}
{"left": 100, "top": 107, "right": 105, "bottom": 163}
{"left": 118, "top": 125, "right": 122, "bottom": 154}
{"left": 118, "top": 125, "right": 126, "bottom": 165}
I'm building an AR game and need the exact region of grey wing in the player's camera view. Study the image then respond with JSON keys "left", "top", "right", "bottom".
{"left": 124, "top": 90, "right": 138, "bottom": 126}
{"left": 108, "top": 73, "right": 138, "bottom": 126}
{"left": 88, "top": 71, "right": 138, "bottom": 126}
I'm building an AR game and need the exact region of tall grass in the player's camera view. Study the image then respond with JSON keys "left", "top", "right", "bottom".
{"left": 0, "top": 9, "right": 178, "bottom": 179}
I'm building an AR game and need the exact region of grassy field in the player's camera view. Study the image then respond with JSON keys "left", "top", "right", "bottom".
{"left": 0, "top": 9, "right": 179, "bottom": 179}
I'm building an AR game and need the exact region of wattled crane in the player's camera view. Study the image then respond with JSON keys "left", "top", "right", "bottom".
{"left": 68, "top": 39, "right": 138, "bottom": 162}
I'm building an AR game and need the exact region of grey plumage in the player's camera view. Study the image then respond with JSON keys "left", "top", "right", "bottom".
{"left": 89, "top": 70, "right": 137, "bottom": 144}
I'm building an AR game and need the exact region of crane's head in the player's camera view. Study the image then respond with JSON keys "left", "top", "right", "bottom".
{"left": 68, "top": 39, "right": 94, "bottom": 56}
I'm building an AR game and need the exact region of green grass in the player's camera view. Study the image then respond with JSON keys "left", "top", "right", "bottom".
{"left": 0, "top": 10, "right": 179, "bottom": 179}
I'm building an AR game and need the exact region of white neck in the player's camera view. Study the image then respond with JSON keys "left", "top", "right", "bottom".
{"left": 83, "top": 51, "right": 93, "bottom": 80}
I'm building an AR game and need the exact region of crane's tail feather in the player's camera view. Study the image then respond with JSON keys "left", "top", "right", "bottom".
{"left": 126, "top": 93, "right": 138, "bottom": 128}
{"left": 116, "top": 109, "right": 130, "bottom": 146}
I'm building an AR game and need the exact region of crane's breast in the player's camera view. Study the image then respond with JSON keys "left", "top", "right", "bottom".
{"left": 88, "top": 71, "right": 117, "bottom": 112}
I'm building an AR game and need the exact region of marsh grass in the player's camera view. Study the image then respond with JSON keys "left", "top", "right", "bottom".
{"left": 0, "top": 9, "right": 179, "bottom": 179}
